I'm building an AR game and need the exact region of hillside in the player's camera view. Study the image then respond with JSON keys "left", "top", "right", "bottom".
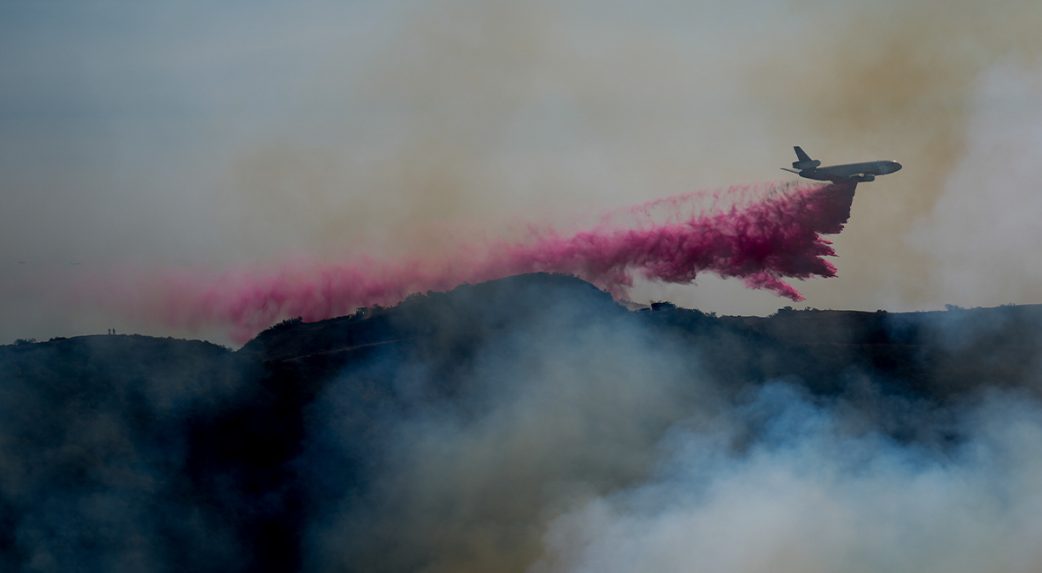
{"left": 2, "top": 273, "right": 1041, "bottom": 572}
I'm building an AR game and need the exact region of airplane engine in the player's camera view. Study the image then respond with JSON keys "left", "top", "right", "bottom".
{"left": 852, "top": 174, "right": 876, "bottom": 182}
{"left": 792, "top": 159, "right": 821, "bottom": 169}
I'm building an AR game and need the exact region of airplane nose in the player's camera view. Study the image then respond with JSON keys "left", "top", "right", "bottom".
{"left": 891, "top": 162, "right": 902, "bottom": 173}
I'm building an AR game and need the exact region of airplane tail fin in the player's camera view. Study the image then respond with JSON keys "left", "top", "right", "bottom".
{"left": 792, "top": 146, "right": 821, "bottom": 170}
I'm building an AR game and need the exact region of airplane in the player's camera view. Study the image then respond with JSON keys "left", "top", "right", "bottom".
{"left": 781, "top": 146, "right": 901, "bottom": 182}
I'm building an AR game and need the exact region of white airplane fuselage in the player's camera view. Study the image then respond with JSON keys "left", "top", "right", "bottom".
{"left": 783, "top": 147, "right": 901, "bottom": 183}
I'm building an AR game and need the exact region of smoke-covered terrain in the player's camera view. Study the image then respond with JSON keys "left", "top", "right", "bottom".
{"left": 2, "top": 273, "right": 1041, "bottom": 572}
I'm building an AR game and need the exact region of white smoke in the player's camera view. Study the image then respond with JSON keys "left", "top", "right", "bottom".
{"left": 302, "top": 294, "right": 724, "bottom": 572}
{"left": 908, "top": 62, "right": 1042, "bottom": 307}
{"left": 534, "top": 385, "right": 1042, "bottom": 573}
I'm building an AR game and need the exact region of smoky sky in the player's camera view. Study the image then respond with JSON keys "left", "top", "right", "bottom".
{"left": 3, "top": 0, "right": 1042, "bottom": 343}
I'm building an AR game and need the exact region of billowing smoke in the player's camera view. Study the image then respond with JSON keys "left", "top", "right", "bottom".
{"left": 4, "top": 271, "right": 1042, "bottom": 571}
{"left": 534, "top": 386, "right": 1042, "bottom": 573}
{"left": 301, "top": 292, "right": 715, "bottom": 572}
{"left": 295, "top": 279, "right": 1042, "bottom": 572}
{"left": 109, "top": 181, "right": 854, "bottom": 341}
{"left": 907, "top": 63, "right": 1042, "bottom": 307}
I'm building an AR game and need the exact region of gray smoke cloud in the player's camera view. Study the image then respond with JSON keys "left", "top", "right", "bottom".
{"left": 294, "top": 284, "right": 1042, "bottom": 572}
{"left": 300, "top": 293, "right": 723, "bottom": 572}
{"left": 907, "top": 63, "right": 1042, "bottom": 307}
{"left": 534, "top": 386, "right": 1042, "bottom": 573}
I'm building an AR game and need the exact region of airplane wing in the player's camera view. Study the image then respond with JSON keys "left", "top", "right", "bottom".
{"left": 781, "top": 167, "right": 801, "bottom": 174}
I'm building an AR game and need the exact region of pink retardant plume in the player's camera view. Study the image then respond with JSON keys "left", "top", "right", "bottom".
{"left": 120, "top": 181, "right": 856, "bottom": 342}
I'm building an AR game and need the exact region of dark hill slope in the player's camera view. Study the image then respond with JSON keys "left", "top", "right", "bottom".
{"left": 1, "top": 273, "right": 1041, "bottom": 572}
{"left": 243, "top": 274, "right": 1042, "bottom": 401}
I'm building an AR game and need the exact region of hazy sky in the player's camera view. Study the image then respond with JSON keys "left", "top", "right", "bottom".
{"left": 3, "top": 0, "right": 1042, "bottom": 343}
